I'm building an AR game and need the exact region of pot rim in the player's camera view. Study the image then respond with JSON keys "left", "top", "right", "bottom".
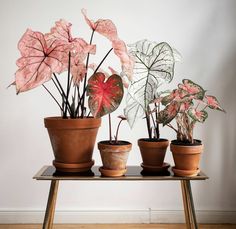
{"left": 98, "top": 140, "right": 132, "bottom": 146}
{"left": 44, "top": 116, "right": 101, "bottom": 129}
{"left": 138, "top": 138, "right": 169, "bottom": 142}
{"left": 171, "top": 139, "right": 202, "bottom": 146}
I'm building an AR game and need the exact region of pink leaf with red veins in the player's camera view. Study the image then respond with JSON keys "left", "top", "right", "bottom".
{"left": 87, "top": 72, "right": 124, "bottom": 118}
{"left": 112, "top": 39, "right": 134, "bottom": 81}
{"left": 15, "top": 29, "right": 68, "bottom": 93}
{"left": 81, "top": 9, "right": 118, "bottom": 41}
{"left": 205, "top": 95, "right": 225, "bottom": 112}
{"left": 45, "top": 19, "right": 73, "bottom": 43}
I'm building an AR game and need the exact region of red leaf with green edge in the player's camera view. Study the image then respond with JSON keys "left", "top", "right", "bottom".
{"left": 178, "top": 79, "right": 205, "bottom": 100}
{"left": 188, "top": 108, "right": 208, "bottom": 123}
{"left": 157, "top": 101, "right": 180, "bottom": 126}
{"left": 205, "top": 95, "right": 225, "bottom": 112}
{"left": 87, "top": 72, "right": 124, "bottom": 118}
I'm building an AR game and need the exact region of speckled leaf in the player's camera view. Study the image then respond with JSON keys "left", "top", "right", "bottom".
{"left": 188, "top": 108, "right": 208, "bottom": 123}
{"left": 87, "top": 72, "right": 124, "bottom": 118}
{"left": 157, "top": 101, "right": 180, "bottom": 126}
{"left": 178, "top": 79, "right": 205, "bottom": 100}
{"left": 205, "top": 95, "right": 225, "bottom": 112}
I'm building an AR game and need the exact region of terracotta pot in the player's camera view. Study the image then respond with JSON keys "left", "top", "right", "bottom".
{"left": 138, "top": 138, "right": 169, "bottom": 167}
{"left": 44, "top": 117, "right": 101, "bottom": 172}
{"left": 98, "top": 141, "right": 132, "bottom": 177}
{"left": 170, "top": 140, "right": 203, "bottom": 176}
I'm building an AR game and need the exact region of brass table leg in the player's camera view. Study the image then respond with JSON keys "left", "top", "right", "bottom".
{"left": 181, "top": 180, "right": 198, "bottom": 229}
{"left": 43, "top": 180, "right": 59, "bottom": 229}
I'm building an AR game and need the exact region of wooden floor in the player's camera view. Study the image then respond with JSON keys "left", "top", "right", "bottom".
{"left": 0, "top": 224, "right": 235, "bottom": 229}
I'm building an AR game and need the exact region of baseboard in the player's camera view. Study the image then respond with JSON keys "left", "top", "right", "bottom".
{"left": 0, "top": 209, "right": 235, "bottom": 224}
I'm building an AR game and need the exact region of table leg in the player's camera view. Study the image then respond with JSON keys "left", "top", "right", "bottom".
{"left": 181, "top": 180, "right": 198, "bottom": 229}
{"left": 43, "top": 180, "right": 59, "bottom": 229}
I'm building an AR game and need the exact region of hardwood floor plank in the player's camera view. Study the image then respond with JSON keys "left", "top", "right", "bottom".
{"left": 0, "top": 224, "right": 235, "bottom": 229}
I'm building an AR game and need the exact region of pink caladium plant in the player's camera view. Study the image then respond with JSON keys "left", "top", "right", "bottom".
{"left": 158, "top": 79, "right": 225, "bottom": 144}
{"left": 11, "top": 10, "right": 134, "bottom": 119}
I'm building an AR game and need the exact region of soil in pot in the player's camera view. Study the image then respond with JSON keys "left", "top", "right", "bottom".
{"left": 44, "top": 117, "right": 101, "bottom": 173}
{"left": 170, "top": 140, "right": 203, "bottom": 177}
{"left": 98, "top": 140, "right": 132, "bottom": 177}
{"left": 138, "top": 138, "right": 170, "bottom": 173}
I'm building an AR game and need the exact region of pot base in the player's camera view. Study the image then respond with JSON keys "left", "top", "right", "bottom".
{"left": 172, "top": 166, "right": 200, "bottom": 177}
{"left": 53, "top": 160, "right": 95, "bottom": 173}
{"left": 99, "top": 167, "right": 127, "bottom": 177}
{"left": 141, "top": 162, "right": 170, "bottom": 173}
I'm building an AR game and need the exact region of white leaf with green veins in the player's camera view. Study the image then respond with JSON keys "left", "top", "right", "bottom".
{"left": 125, "top": 39, "right": 176, "bottom": 128}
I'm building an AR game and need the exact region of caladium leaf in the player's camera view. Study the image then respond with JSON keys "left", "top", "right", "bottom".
{"left": 87, "top": 72, "right": 124, "bottom": 118}
{"left": 15, "top": 29, "right": 68, "bottom": 93}
{"left": 188, "top": 108, "right": 208, "bottom": 123}
{"left": 125, "top": 39, "right": 176, "bottom": 128}
{"left": 157, "top": 101, "right": 180, "bottom": 126}
{"left": 205, "top": 95, "right": 225, "bottom": 112}
{"left": 178, "top": 79, "right": 205, "bottom": 100}
{"left": 81, "top": 9, "right": 118, "bottom": 41}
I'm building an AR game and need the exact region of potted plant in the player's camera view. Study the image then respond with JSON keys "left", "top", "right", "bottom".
{"left": 124, "top": 39, "right": 179, "bottom": 173}
{"left": 158, "top": 79, "right": 225, "bottom": 176}
{"left": 11, "top": 9, "right": 133, "bottom": 172}
{"left": 87, "top": 71, "right": 132, "bottom": 177}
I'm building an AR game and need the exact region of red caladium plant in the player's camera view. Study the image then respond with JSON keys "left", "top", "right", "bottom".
{"left": 158, "top": 79, "right": 225, "bottom": 143}
{"left": 11, "top": 10, "right": 133, "bottom": 119}
{"left": 87, "top": 72, "right": 127, "bottom": 144}
{"left": 87, "top": 72, "right": 124, "bottom": 118}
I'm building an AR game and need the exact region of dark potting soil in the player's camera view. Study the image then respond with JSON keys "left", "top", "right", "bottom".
{"left": 99, "top": 140, "right": 131, "bottom": 146}
{"left": 171, "top": 139, "right": 202, "bottom": 146}
{"left": 139, "top": 138, "right": 168, "bottom": 142}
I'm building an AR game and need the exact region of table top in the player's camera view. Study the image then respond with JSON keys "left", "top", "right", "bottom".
{"left": 33, "top": 166, "right": 208, "bottom": 181}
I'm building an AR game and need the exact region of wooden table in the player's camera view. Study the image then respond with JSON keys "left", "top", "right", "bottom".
{"left": 33, "top": 166, "right": 208, "bottom": 229}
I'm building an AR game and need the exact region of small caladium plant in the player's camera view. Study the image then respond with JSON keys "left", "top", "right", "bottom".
{"left": 157, "top": 79, "right": 225, "bottom": 144}
{"left": 11, "top": 10, "right": 133, "bottom": 119}
{"left": 87, "top": 72, "right": 124, "bottom": 118}
{"left": 124, "top": 39, "right": 180, "bottom": 139}
{"left": 87, "top": 72, "right": 128, "bottom": 144}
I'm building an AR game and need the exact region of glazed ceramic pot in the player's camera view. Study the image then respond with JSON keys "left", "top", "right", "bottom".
{"left": 138, "top": 138, "right": 170, "bottom": 172}
{"left": 98, "top": 141, "right": 132, "bottom": 177}
{"left": 170, "top": 140, "right": 203, "bottom": 177}
{"left": 44, "top": 117, "right": 101, "bottom": 172}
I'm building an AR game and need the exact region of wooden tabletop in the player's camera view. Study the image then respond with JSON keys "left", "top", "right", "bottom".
{"left": 33, "top": 166, "right": 208, "bottom": 181}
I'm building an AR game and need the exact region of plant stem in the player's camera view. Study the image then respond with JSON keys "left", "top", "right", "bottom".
{"left": 94, "top": 48, "right": 113, "bottom": 74}
{"left": 81, "top": 30, "right": 95, "bottom": 118}
{"left": 42, "top": 84, "right": 63, "bottom": 111}
{"left": 64, "top": 52, "right": 71, "bottom": 118}
{"left": 53, "top": 73, "right": 72, "bottom": 116}
{"left": 115, "top": 119, "right": 123, "bottom": 143}
{"left": 155, "top": 102, "right": 160, "bottom": 139}
{"left": 109, "top": 113, "right": 112, "bottom": 143}
{"left": 75, "top": 48, "right": 114, "bottom": 117}
{"left": 145, "top": 112, "right": 152, "bottom": 139}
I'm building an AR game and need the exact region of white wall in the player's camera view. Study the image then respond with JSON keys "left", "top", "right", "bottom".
{"left": 0, "top": 0, "right": 236, "bottom": 224}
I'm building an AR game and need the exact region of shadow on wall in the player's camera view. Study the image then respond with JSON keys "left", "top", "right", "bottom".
{"left": 202, "top": 48, "right": 236, "bottom": 209}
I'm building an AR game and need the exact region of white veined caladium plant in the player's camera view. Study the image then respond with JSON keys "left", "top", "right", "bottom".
{"left": 124, "top": 39, "right": 180, "bottom": 139}
{"left": 157, "top": 79, "right": 225, "bottom": 144}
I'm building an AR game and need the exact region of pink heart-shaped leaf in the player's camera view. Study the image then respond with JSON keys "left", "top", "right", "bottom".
{"left": 15, "top": 29, "right": 69, "bottom": 93}
{"left": 87, "top": 72, "right": 124, "bottom": 118}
